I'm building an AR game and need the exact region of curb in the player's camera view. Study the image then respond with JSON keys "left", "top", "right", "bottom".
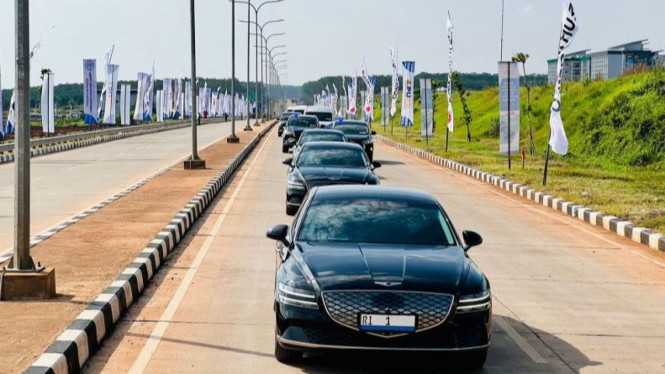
{"left": 24, "top": 122, "right": 276, "bottom": 374}
{"left": 0, "top": 119, "right": 219, "bottom": 166}
{"left": 376, "top": 135, "right": 665, "bottom": 253}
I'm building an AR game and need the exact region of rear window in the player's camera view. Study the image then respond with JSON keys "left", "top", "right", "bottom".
{"left": 297, "top": 148, "right": 367, "bottom": 168}
{"left": 298, "top": 198, "right": 456, "bottom": 245}
{"left": 308, "top": 112, "right": 333, "bottom": 122}
{"left": 301, "top": 133, "right": 345, "bottom": 143}
{"left": 335, "top": 124, "right": 369, "bottom": 135}
{"left": 280, "top": 113, "right": 292, "bottom": 121}
{"left": 288, "top": 117, "right": 318, "bottom": 128}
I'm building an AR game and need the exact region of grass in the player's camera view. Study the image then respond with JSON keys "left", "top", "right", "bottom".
{"left": 375, "top": 70, "right": 665, "bottom": 233}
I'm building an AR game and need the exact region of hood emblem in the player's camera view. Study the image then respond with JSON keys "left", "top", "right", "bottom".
{"left": 374, "top": 281, "right": 401, "bottom": 287}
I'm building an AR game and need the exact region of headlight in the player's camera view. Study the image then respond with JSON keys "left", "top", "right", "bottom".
{"left": 457, "top": 290, "right": 491, "bottom": 314}
{"left": 287, "top": 173, "right": 306, "bottom": 190}
{"left": 277, "top": 283, "right": 318, "bottom": 309}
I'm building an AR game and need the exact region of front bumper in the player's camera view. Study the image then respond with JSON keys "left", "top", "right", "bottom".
{"left": 275, "top": 301, "right": 491, "bottom": 352}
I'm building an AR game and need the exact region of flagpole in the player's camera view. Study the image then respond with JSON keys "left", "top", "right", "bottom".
{"left": 500, "top": 0, "right": 505, "bottom": 61}
{"left": 543, "top": 143, "right": 551, "bottom": 186}
{"left": 445, "top": 128, "right": 449, "bottom": 152}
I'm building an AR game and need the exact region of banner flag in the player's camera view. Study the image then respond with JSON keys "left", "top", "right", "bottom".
{"left": 173, "top": 79, "right": 182, "bottom": 119}
{"left": 162, "top": 79, "right": 172, "bottom": 119}
{"left": 185, "top": 80, "right": 192, "bottom": 117}
{"left": 120, "top": 84, "right": 131, "bottom": 125}
{"left": 41, "top": 71, "right": 55, "bottom": 133}
{"left": 82, "top": 59, "right": 98, "bottom": 124}
{"left": 179, "top": 92, "right": 185, "bottom": 119}
{"left": 364, "top": 77, "right": 376, "bottom": 122}
{"left": 347, "top": 71, "right": 357, "bottom": 117}
{"left": 156, "top": 90, "right": 164, "bottom": 123}
{"left": 381, "top": 87, "right": 389, "bottom": 126}
{"left": 6, "top": 90, "right": 15, "bottom": 135}
{"left": 420, "top": 78, "right": 433, "bottom": 138}
{"left": 390, "top": 46, "right": 400, "bottom": 117}
{"left": 549, "top": 0, "right": 578, "bottom": 155}
{"left": 133, "top": 73, "right": 147, "bottom": 121}
{"left": 400, "top": 61, "right": 415, "bottom": 126}
{"left": 498, "top": 62, "right": 520, "bottom": 155}
{"left": 98, "top": 45, "right": 115, "bottom": 121}
{"left": 103, "top": 64, "right": 119, "bottom": 124}
{"left": 446, "top": 12, "right": 454, "bottom": 132}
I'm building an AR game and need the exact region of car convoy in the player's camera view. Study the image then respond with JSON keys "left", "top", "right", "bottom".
{"left": 268, "top": 105, "right": 492, "bottom": 368}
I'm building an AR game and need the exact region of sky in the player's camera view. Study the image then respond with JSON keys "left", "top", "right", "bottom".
{"left": 0, "top": 0, "right": 664, "bottom": 87}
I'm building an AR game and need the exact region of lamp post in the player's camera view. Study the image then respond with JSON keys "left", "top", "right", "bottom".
{"left": 267, "top": 46, "right": 286, "bottom": 117}
{"left": 234, "top": 0, "right": 282, "bottom": 122}
{"left": 185, "top": 0, "right": 205, "bottom": 169}
{"left": 227, "top": 0, "right": 239, "bottom": 143}
{"left": 243, "top": 0, "right": 252, "bottom": 131}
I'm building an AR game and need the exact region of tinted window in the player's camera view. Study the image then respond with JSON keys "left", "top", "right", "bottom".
{"left": 308, "top": 112, "right": 333, "bottom": 122}
{"left": 297, "top": 148, "right": 367, "bottom": 168}
{"left": 288, "top": 117, "right": 318, "bottom": 128}
{"left": 299, "top": 199, "right": 455, "bottom": 245}
{"left": 300, "top": 133, "right": 345, "bottom": 144}
{"left": 280, "top": 113, "right": 292, "bottom": 121}
{"left": 336, "top": 124, "right": 369, "bottom": 135}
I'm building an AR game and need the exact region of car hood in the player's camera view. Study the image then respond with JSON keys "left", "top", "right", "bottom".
{"left": 297, "top": 166, "right": 372, "bottom": 185}
{"left": 297, "top": 242, "right": 466, "bottom": 293}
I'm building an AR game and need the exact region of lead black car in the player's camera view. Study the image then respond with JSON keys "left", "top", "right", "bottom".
{"left": 267, "top": 186, "right": 492, "bottom": 367}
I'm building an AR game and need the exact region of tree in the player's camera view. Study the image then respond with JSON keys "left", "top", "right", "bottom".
{"left": 512, "top": 52, "right": 536, "bottom": 155}
{"left": 451, "top": 72, "right": 472, "bottom": 142}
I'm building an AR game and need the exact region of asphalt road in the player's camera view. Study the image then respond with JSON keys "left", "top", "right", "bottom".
{"left": 85, "top": 128, "right": 665, "bottom": 373}
{"left": 0, "top": 121, "right": 234, "bottom": 259}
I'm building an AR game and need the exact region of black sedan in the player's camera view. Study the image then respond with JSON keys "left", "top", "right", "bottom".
{"left": 282, "top": 115, "right": 319, "bottom": 153}
{"left": 292, "top": 129, "right": 347, "bottom": 161}
{"left": 277, "top": 111, "right": 295, "bottom": 137}
{"left": 267, "top": 186, "right": 491, "bottom": 367}
{"left": 332, "top": 120, "right": 376, "bottom": 161}
{"left": 283, "top": 142, "right": 381, "bottom": 215}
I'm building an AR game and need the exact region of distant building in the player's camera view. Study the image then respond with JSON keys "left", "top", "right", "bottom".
{"left": 547, "top": 40, "right": 661, "bottom": 84}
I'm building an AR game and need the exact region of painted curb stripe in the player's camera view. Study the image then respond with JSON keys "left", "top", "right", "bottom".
{"left": 24, "top": 122, "right": 276, "bottom": 374}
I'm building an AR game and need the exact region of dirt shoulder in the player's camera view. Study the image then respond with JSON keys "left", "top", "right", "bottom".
{"left": 0, "top": 125, "right": 263, "bottom": 373}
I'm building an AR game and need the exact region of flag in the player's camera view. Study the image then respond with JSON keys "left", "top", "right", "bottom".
{"left": 347, "top": 71, "right": 357, "bottom": 117}
{"left": 390, "top": 46, "right": 400, "bottom": 117}
{"left": 97, "top": 45, "right": 115, "bottom": 121}
{"left": 82, "top": 59, "right": 98, "bottom": 124}
{"left": 6, "top": 90, "right": 15, "bottom": 135}
{"left": 145, "top": 61, "right": 155, "bottom": 121}
{"left": 41, "top": 71, "right": 55, "bottom": 133}
{"left": 400, "top": 61, "right": 415, "bottom": 127}
{"left": 103, "top": 65, "right": 119, "bottom": 124}
{"left": 549, "top": 0, "right": 578, "bottom": 155}
{"left": 173, "top": 79, "right": 182, "bottom": 119}
{"left": 446, "top": 12, "right": 454, "bottom": 132}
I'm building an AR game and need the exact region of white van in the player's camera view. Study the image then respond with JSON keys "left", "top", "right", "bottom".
{"left": 287, "top": 105, "right": 308, "bottom": 114}
{"left": 304, "top": 105, "right": 336, "bottom": 128}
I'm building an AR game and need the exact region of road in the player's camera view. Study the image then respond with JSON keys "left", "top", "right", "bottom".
{"left": 0, "top": 121, "right": 233, "bottom": 257}
{"left": 84, "top": 127, "right": 665, "bottom": 373}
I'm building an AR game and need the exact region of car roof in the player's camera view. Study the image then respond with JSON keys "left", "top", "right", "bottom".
{"left": 301, "top": 129, "right": 345, "bottom": 136}
{"left": 336, "top": 120, "right": 369, "bottom": 126}
{"left": 311, "top": 186, "right": 440, "bottom": 206}
{"left": 306, "top": 105, "right": 335, "bottom": 113}
{"left": 288, "top": 114, "right": 318, "bottom": 121}
{"left": 300, "top": 141, "right": 363, "bottom": 151}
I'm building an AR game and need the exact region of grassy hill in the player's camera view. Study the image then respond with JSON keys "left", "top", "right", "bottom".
{"left": 376, "top": 68, "right": 665, "bottom": 233}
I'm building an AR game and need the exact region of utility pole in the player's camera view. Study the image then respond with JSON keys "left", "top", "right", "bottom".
{"left": 243, "top": 0, "right": 252, "bottom": 131}
{"left": 227, "top": 0, "right": 240, "bottom": 143}
{"left": 185, "top": 0, "right": 205, "bottom": 169}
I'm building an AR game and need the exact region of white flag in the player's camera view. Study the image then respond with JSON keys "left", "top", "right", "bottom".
{"left": 446, "top": 12, "right": 454, "bottom": 132}
{"left": 103, "top": 64, "right": 119, "bottom": 124}
{"left": 549, "top": 0, "right": 578, "bottom": 155}
{"left": 41, "top": 71, "right": 55, "bottom": 133}
{"left": 390, "top": 46, "right": 400, "bottom": 117}
{"left": 400, "top": 61, "right": 416, "bottom": 127}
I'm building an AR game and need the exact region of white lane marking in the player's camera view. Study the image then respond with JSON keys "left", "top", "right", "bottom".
{"left": 494, "top": 316, "right": 548, "bottom": 364}
{"left": 129, "top": 130, "right": 273, "bottom": 373}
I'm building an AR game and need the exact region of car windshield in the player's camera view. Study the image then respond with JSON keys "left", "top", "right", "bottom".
{"left": 299, "top": 198, "right": 456, "bottom": 245}
{"left": 297, "top": 148, "right": 367, "bottom": 168}
{"left": 280, "top": 113, "right": 292, "bottom": 121}
{"left": 288, "top": 117, "right": 318, "bottom": 128}
{"left": 300, "top": 133, "right": 345, "bottom": 144}
{"left": 336, "top": 124, "right": 369, "bottom": 135}
{"left": 308, "top": 112, "right": 333, "bottom": 122}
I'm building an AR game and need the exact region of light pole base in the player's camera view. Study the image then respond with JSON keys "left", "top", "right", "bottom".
{"left": 1, "top": 267, "right": 56, "bottom": 300}
{"left": 227, "top": 136, "right": 240, "bottom": 144}
{"left": 184, "top": 158, "right": 206, "bottom": 170}
{"left": 253, "top": 121, "right": 261, "bottom": 127}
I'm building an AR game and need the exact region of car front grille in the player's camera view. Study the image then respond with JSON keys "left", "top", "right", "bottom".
{"left": 321, "top": 290, "right": 454, "bottom": 337}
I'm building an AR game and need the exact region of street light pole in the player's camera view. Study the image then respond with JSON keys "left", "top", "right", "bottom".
{"left": 185, "top": 0, "right": 205, "bottom": 169}
{"left": 227, "top": 0, "right": 239, "bottom": 143}
{"left": 243, "top": 0, "right": 252, "bottom": 131}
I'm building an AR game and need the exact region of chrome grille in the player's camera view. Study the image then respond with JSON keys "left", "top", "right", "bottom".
{"left": 322, "top": 290, "right": 454, "bottom": 337}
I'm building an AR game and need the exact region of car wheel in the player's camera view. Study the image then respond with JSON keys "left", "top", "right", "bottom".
{"left": 462, "top": 348, "right": 488, "bottom": 369}
{"left": 274, "top": 334, "right": 301, "bottom": 363}
{"left": 286, "top": 204, "right": 298, "bottom": 216}
{"left": 282, "top": 145, "right": 289, "bottom": 153}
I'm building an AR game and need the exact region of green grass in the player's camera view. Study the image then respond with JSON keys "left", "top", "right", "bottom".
{"left": 375, "top": 70, "right": 665, "bottom": 233}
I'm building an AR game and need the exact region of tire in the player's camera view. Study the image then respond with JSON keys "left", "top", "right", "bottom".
{"left": 462, "top": 348, "right": 488, "bottom": 369}
{"left": 282, "top": 145, "right": 289, "bottom": 153}
{"left": 274, "top": 337, "right": 302, "bottom": 363}
{"left": 286, "top": 204, "right": 298, "bottom": 216}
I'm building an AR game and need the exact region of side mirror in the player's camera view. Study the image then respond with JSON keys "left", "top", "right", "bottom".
{"left": 267, "top": 224, "right": 290, "bottom": 248}
{"left": 371, "top": 130, "right": 377, "bottom": 135}
{"left": 371, "top": 161, "right": 382, "bottom": 169}
{"left": 462, "top": 230, "right": 483, "bottom": 251}
{"left": 282, "top": 158, "right": 293, "bottom": 166}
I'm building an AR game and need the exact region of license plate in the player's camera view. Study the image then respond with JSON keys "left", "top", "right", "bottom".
{"left": 359, "top": 314, "right": 416, "bottom": 332}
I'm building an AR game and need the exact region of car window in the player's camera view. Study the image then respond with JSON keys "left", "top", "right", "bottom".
{"left": 335, "top": 124, "right": 369, "bottom": 135}
{"left": 280, "top": 113, "right": 292, "bottom": 121}
{"left": 288, "top": 118, "right": 319, "bottom": 128}
{"left": 298, "top": 199, "right": 456, "bottom": 245}
{"left": 301, "top": 133, "right": 345, "bottom": 144}
{"left": 308, "top": 112, "right": 333, "bottom": 122}
{"left": 297, "top": 148, "right": 367, "bottom": 168}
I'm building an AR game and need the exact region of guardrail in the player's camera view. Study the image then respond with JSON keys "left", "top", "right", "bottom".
{"left": 0, "top": 118, "right": 219, "bottom": 154}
